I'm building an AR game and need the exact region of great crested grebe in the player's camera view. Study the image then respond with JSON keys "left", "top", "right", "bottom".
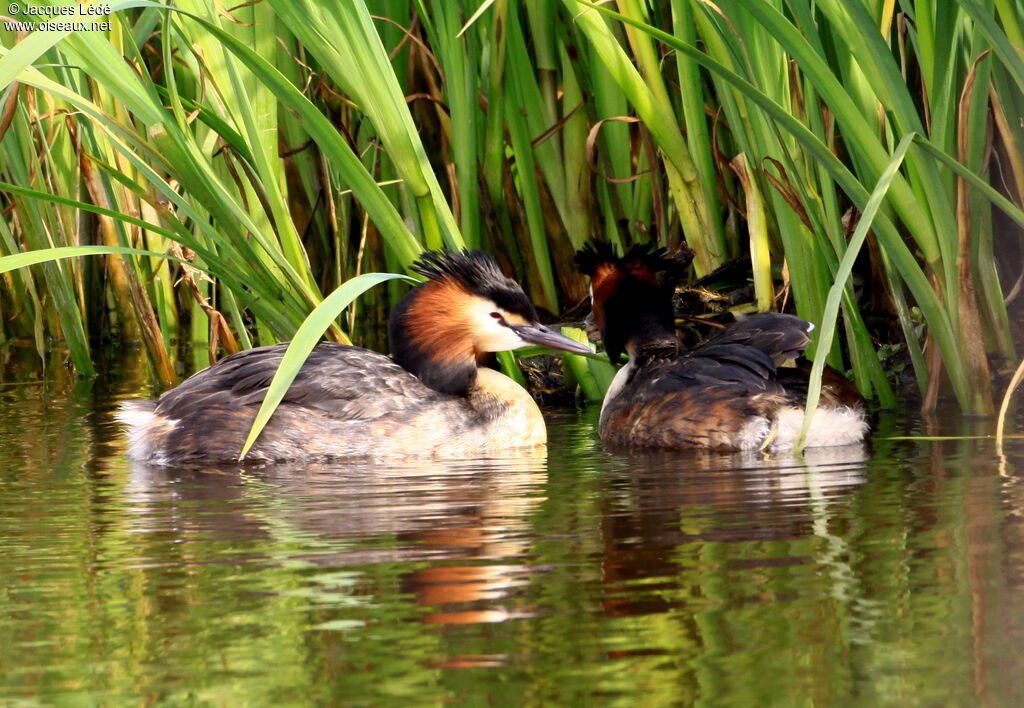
{"left": 118, "top": 250, "right": 592, "bottom": 464}
{"left": 574, "top": 242, "right": 868, "bottom": 451}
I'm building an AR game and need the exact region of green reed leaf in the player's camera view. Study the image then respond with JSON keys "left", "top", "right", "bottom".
{"left": 239, "top": 272, "right": 415, "bottom": 460}
{"left": 995, "top": 355, "right": 1024, "bottom": 455}
{"left": 0, "top": 245, "right": 185, "bottom": 275}
{"left": 796, "top": 133, "right": 915, "bottom": 453}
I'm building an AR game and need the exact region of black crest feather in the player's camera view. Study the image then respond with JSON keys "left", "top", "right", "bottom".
{"left": 410, "top": 250, "right": 538, "bottom": 321}
{"left": 573, "top": 241, "right": 682, "bottom": 279}
{"left": 573, "top": 241, "right": 620, "bottom": 276}
{"left": 412, "top": 249, "right": 507, "bottom": 288}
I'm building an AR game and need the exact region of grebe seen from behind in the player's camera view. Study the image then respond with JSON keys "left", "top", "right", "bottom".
{"left": 118, "top": 250, "right": 592, "bottom": 464}
{"left": 574, "top": 242, "right": 868, "bottom": 451}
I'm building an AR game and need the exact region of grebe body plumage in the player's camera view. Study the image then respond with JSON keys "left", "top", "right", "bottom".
{"left": 119, "top": 251, "right": 590, "bottom": 464}
{"left": 576, "top": 243, "right": 868, "bottom": 452}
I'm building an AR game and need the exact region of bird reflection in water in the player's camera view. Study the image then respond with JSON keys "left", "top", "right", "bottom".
{"left": 123, "top": 449, "right": 549, "bottom": 667}
{"left": 596, "top": 444, "right": 869, "bottom": 619}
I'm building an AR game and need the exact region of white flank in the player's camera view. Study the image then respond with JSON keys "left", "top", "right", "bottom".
{"left": 114, "top": 402, "right": 157, "bottom": 430}
{"left": 115, "top": 401, "right": 177, "bottom": 462}
{"left": 770, "top": 405, "right": 868, "bottom": 450}
{"left": 737, "top": 416, "right": 772, "bottom": 450}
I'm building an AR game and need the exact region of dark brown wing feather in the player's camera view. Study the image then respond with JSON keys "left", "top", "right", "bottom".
{"left": 156, "top": 343, "right": 439, "bottom": 421}
{"left": 700, "top": 313, "right": 812, "bottom": 363}
{"left": 149, "top": 343, "right": 449, "bottom": 462}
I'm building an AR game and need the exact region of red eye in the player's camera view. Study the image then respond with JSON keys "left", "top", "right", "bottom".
{"left": 490, "top": 312, "right": 503, "bottom": 319}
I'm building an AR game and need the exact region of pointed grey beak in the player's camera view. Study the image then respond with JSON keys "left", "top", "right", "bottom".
{"left": 511, "top": 324, "right": 593, "bottom": 354}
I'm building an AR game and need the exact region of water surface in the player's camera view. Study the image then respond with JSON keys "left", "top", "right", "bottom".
{"left": 1, "top": 356, "right": 1023, "bottom": 705}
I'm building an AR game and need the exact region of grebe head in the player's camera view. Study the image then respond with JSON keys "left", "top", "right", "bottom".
{"left": 390, "top": 250, "right": 591, "bottom": 395}
{"left": 574, "top": 242, "right": 678, "bottom": 362}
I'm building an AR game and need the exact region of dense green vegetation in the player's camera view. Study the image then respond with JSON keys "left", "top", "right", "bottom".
{"left": 1, "top": 0, "right": 1022, "bottom": 416}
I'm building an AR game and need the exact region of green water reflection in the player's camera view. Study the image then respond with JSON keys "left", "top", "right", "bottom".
{"left": 1, "top": 359, "right": 1023, "bottom": 705}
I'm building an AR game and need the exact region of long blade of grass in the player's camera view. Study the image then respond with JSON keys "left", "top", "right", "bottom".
{"left": 0, "top": 245, "right": 184, "bottom": 275}
{"left": 431, "top": 1, "right": 482, "bottom": 247}
{"left": 912, "top": 135, "right": 1024, "bottom": 230}
{"left": 1, "top": 180, "right": 186, "bottom": 243}
{"left": 996, "top": 355, "right": 1024, "bottom": 456}
{"left": 796, "top": 132, "right": 915, "bottom": 452}
{"left": 239, "top": 272, "right": 414, "bottom": 459}
{"left": 729, "top": 153, "right": 773, "bottom": 311}
{"left": 504, "top": 55, "right": 559, "bottom": 312}
{"left": 670, "top": 0, "right": 725, "bottom": 257}
{"left": 458, "top": 0, "right": 498, "bottom": 37}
